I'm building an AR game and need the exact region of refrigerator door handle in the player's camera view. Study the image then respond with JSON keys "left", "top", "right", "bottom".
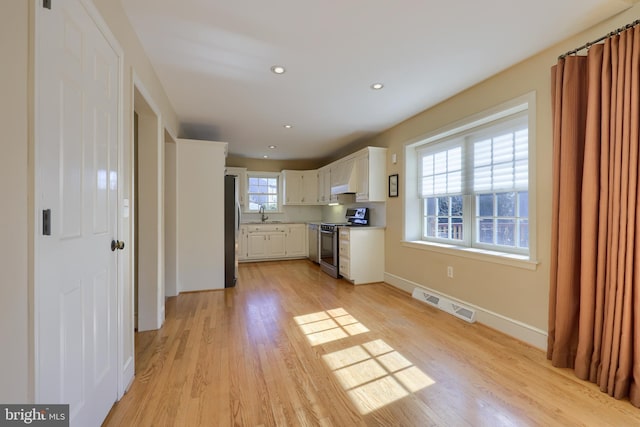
{"left": 236, "top": 202, "right": 241, "bottom": 230}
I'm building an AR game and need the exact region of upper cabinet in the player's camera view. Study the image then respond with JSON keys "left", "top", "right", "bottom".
{"left": 317, "top": 166, "right": 332, "bottom": 204}
{"left": 282, "top": 169, "right": 318, "bottom": 205}
{"left": 315, "top": 146, "right": 388, "bottom": 205}
{"left": 354, "top": 147, "right": 387, "bottom": 202}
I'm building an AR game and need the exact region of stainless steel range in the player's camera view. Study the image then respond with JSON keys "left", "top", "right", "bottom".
{"left": 319, "top": 222, "right": 349, "bottom": 278}
{"left": 319, "top": 208, "right": 370, "bottom": 278}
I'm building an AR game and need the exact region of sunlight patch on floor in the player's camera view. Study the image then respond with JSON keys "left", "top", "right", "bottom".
{"left": 294, "top": 308, "right": 369, "bottom": 346}
{"left": 323, "top": 339, "right": 435, "bottom": 414}
{"left": 295, "top": 308, "right": 435, "bottom": 415}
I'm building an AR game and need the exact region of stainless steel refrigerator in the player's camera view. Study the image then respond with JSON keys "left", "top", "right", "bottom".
{"left": 224, "top": 174, "right": 240, "bottom": 287}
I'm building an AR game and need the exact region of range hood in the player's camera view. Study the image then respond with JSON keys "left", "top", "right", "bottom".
{"left": 329, "top": 193, "right": 356, "bottom": 205}
{"left": 330, "top": 158, "right": 357, "bottom": 195}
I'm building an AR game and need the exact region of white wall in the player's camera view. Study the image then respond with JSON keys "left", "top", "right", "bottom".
{"left": 0, "top": 0, "right": 31, "bottom": 403}
{"left": 176, "top": 139, "right": 227, "bottom": 292}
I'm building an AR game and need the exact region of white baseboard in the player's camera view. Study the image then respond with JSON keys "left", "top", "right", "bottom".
{"left": 384, "top": 272, "right": 548, "bottom": 351}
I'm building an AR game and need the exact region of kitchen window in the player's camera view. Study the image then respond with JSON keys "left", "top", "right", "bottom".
{"left": 405, "top": 93, "right": 535, "bottom": 262}
{"left": 247, "top": 172, "right": 280, "bottom": 212}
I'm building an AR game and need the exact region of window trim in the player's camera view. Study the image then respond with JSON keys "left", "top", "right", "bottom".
{"left": 245, "top": 171, "right": 282, "bottom": 213}
{"left": 404, "top": 92, "right": 537, "bottom": 264}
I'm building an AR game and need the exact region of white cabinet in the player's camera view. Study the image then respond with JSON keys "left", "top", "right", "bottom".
{"left": 330, "top": 157, "right": 357, "bottom": 195}
{"left": 282, "top": 170, "right": 302, "bottom": 204}
{"left": 317, "top": 146, "right": 386, "bottom": 204}
{"left": 355, "top": 153, "right": 369, "bottom": 201}
{"left": 266, "top": 232, "right": 287, "bottom": 257}
{"left": 245, "top": 225, "right": 287, "bottom": 259}
{"left": 247, "top": 232, "right": 268, "bottom": 258}
{"left": 354, "top": 147, "right": 387, "bottom": 202}
{"left": 338, "top": 227, "right": 385, "bottom": 285}
{"left": 282, "top": 170, "right": 318, "bottom": 205}
{"left": 241, "top": 223, "right": 307, "bottom": 261}
{"left": 238, "top": 225, "right": 248, "bottom": 260}
{"left": 225, "top": 166, "right": 247, "bottom": 207}
{"left": 317, "top": 166, "right": 332, "bottom": 204}
{"left": 301, "top": 171, "right": 318, "bottom": 204}
{"left": 286, "top": 224, "right": 307, "bottom": 257}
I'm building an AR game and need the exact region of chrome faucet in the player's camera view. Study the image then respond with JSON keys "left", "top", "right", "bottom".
{"left": 259, "top": 204, "right": 269, "bottom": 223}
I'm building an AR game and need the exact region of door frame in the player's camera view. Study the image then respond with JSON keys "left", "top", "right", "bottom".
{"left": 132, "top": 72, "right": 165, "bottom": 332}
{"left": 32, "top": 0, "right": 130, "bottom": 401}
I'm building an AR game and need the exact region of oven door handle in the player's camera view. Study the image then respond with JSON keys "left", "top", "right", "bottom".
{"left": 320, "top": 229, "right": 334, "bottom": 235}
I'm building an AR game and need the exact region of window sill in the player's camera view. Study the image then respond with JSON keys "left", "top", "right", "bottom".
{"left": 401, "top": 240, "right": 539, "bottom": 271}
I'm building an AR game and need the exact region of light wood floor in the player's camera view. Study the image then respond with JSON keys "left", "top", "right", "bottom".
{"left": 104, "top": 260, "right": 640, "bottom": 426}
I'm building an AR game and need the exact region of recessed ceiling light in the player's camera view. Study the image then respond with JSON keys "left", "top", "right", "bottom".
{"left": 370, "top": 83, "right": 384, "bottom": 90}
{"left": 263, "top": 155, "right": 269, "bottom": 159}
{"left": 271, "top": 65, "right": 286, "bottom": 74}
{"left": 283, "top": 124, "right": 293, "bottom": 129}
{"left": 268, "top": 145, "right": 277, "bottom": 149}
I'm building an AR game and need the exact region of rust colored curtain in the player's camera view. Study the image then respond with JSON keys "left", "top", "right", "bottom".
{"left": 548, "top": 26, "right": 640, "bottom": 406}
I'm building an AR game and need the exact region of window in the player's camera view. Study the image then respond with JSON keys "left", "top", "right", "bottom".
{"left": 415, "top": 107, "right": 530, "bottom": 256}
{"left": 247, "top": 173, "right": 280, "bottom": 212}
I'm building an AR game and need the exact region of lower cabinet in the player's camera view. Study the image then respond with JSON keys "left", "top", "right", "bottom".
{"left": 247, "top": 231, "right": 286, "bottom": 259}
{"left": 285, "top": 224, "right": 307, "bottom": 257}
{"left": 338, "top": 227, "right": 384, "bottom": 285}
{"left": 240, "top": 224, "right": 307, "bottom": 261}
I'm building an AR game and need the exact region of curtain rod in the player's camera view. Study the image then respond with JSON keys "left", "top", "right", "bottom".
{"left": 558, "top": 19, "right": 640, "bottom": 60}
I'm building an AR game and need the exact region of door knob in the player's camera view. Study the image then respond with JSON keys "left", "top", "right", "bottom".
{"left": 111, "top": 240, "right": 125, "bottom": 251}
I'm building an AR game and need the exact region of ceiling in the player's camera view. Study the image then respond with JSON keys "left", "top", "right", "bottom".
{"left": 122, "top": 0, "right": 634, "bottom": 161}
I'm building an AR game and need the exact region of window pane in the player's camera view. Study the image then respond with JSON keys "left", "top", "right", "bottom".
{"left": 518, "top": 191, "right": 529, "bottom": 217}
{"left": 426, "top": 217, "right": 437, "bottom": 237}
{"left": 515, "top": 159, "right": 528, "bottom": 188}
{"left": 423, "top": 155, "right": 434, "bottom": 176}
{"left": 448, "top": 147, "right": 462, "bottom": 171}
{"left": 451, "top": 217, "right": 463, "bottom": 240}
{"left": 474, "top": 166, "right": 492, "bottom": 191}
{"left": 497, "top": 192, "right": 515, "bottom": 216}
{"left": 449, "top": 171, "right": 462, "bottom": 193}
{"left": 497, "top": 219, "right": 515, "bottom": 246}
{"left": 478, "top": 219, "right": 493, "bottom": 244}
{"left": 421, "top": 176, "right": 434, "bottom": 197}
{"left": 478, "top": 194, "right": 493, "bottom": 216}
{"left": 515, "top": 130, "right": 528, "bottom": 160}
{"left": 434, "top": 173, "right": 447, "bottom": 194}
{"left": 493, "top": 134, "right": 514, "bottom": 163}
{"left": 437, "top": 220, "right": 449, "bottom": 238}
{"left": 474, "top": 140, "right": 492, "bottom": 167}
{"left": 451, "top": 195, "right": 463, "bottom": 216}
{"left": 519, "top": 219, "right": 529, "bottom": 248}
{"left": 493, "top": 162, "right": 514, "bottom": 190}
{"left": 437, "top": 197, "right": 449, "bottom": 216}
{"left": 426, "top": 198, "right": 436, "bottom": 215}
{"left": 434, "top": 151, "right": 447, "bottom": 174}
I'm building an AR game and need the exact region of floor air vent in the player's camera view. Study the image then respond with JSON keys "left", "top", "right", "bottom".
{"left": 412, "top": 288, "right": 477, "bottom": 323}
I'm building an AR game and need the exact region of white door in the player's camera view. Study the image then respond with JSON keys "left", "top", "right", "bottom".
{"left": 36, "top": 0, "right": 120, "bottom": 425}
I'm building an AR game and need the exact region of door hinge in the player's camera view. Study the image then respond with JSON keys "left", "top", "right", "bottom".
{"left": 43, "top": 0, "right": 52, "bottom": 9}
